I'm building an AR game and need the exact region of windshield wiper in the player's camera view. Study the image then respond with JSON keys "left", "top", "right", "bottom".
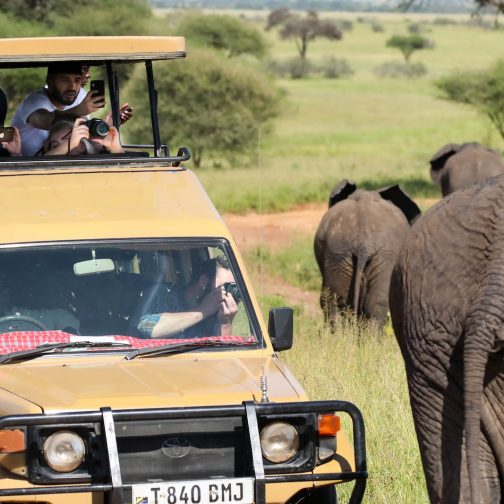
{"left": 125, "top": 340, "right": 246, "bottom": 360}
{"left": 0, "top": 341, "right": 132, "bottom": 365}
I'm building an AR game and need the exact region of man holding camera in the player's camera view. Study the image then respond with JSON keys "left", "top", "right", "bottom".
{"left": 12, "top": 62, "right": 107, "bottom": 156}
{"left": 136, "top": 255, "right": 239, "bottom": 339}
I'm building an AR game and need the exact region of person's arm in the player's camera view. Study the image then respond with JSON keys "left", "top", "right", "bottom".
{"left": 140, "top": 287, "right": 224, "bottom": 339}
{"left": 105, "top": 103, "right": 134, "bottom": 127}
{"left": 27, "top": 92, "right": 105, "bottom": 131}
{"left": 150, "top": 311, "right": 207, "bottom": 338}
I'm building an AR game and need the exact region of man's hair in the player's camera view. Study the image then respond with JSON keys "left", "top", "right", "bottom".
{"left": 47, "top": 62, "right": 84, "bottom": 77}
{"left": 193, "top": 255, "right": 230, "bottom": 281}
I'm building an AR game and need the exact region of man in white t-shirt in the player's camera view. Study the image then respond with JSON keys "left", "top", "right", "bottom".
{"left": 12, "top": 62, "right": 106, "bottom": 156}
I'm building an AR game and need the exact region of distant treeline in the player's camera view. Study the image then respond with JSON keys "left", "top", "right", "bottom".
{"left": 150, "top": 0, "right": 473, "bottom": 13}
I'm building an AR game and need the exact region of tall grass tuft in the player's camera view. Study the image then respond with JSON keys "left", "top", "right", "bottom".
{"left": 282, "top": 312, "right": 429, "bottom": 503}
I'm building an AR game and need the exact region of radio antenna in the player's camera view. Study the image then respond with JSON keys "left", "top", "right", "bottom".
{"left": 258, "top": 126, "right": 269, "bottom": 403}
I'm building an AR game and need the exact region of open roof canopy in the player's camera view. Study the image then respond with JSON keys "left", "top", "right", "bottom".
{"left": 0, "top": 36, "right": 186, "bottom": 68}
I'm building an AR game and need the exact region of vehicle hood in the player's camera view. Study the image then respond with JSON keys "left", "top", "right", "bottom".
{"left": 0, "top": 354, "right": 301, "bottom": 413}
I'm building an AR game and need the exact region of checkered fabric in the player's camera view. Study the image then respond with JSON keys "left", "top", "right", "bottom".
{"left": 0, "top": 331, "right": 256, "bottom": 355}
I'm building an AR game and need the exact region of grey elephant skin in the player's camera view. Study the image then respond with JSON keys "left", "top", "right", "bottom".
{"left": 430, "top": 142, "right": 504, "bottom": 197}
{"left": 390, "top": 176, "right": 504, "bottom": 503}
{"left": 313, "top": 180, "right": 420, "bottom": 327}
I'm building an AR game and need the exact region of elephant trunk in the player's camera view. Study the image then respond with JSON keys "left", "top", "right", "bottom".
{"left": 464, "top": 330, "right": 492, "bottom": 504}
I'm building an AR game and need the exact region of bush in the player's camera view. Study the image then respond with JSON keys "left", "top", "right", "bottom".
{"left": 435, "top": 60, "right": 504, "bottom": 140}
{"left": 432, "top": 17, "right": 458, "bottom": 25}
{"left": 374, "top": 61, "right": 428, "bottom": 78}
{"left": 268, "top": 57, "right": 313, "bottom": 79}
{"left": 176, "top": 13, "right": 268, "bottom": 59}
{"left": 320, "top": 57, "right": 354, "bottom": 79}
{"left": 407, "top": 22, "right": 428, "bottom": 34}
{"left": 335, "top": 19, "right": 353, "bottom": 32}
{"left": 464, "top": 17, "right": 496, "bottom": 30}
{"left": 126, "top": 48, "right": 282, "bottom": 168}
{"left": 371, "top": 21, "right": 385, "bottom": 33}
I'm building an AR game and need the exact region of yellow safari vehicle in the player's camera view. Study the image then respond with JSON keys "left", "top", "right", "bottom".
{"left": 0, "top": 37, "right": 366, "bottom": 504}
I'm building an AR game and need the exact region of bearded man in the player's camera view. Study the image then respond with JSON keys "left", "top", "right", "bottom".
{"left": 12, "top": 62, "right": 105, "bottom": 156}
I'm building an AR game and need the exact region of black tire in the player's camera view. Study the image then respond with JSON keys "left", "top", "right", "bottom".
{"left": 294, "top": 485, "right": 338, "bottom": 504}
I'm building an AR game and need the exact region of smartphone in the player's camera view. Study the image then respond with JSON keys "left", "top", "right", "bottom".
{"left": 90, "top": 79, "right": 105, "bottom": 97}
{"left": 90, "top": 80, "right": 106, "bottom": 108}
{"left": 0, "top": 127, "right": 15, "bottom": 143}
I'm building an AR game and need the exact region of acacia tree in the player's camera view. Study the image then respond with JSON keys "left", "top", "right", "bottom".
{"left": 126, "top": 49, "right": 281, "bottom": 168}
{"left": 386, "top": 34, "right": 431, "bottom": 62}
{"left": 435, "top": 60, "right": 504, "bottom": 140}
{"left": 400, "top": 0, "right": 504, "bottom": 25}
{"left": 475, "top": 0, "right": 504, "bottom": 27}
{"left": 265, "top": 8, "right": 342, "bottom": 60}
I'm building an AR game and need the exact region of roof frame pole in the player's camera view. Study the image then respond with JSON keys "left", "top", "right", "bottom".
{"left": 106, "top": 62, "right": 120, "bottom": 129}
{"left": 145, "top": 60, "right": 163, "bottom": 157}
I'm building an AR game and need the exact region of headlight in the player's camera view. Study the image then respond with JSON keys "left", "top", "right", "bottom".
{"left": 43, "top": 431, "right": 86, "bottom": 472}
{"left": 260, "top": 421, "right": 299, "bottom": 463}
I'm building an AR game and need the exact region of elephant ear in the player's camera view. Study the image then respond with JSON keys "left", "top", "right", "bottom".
{"left": 430, "top": 143, "right": 461, "bottom": 175}
{"left": 328, "top": 179, "right": 357, "bottom": 208}
{"left": 378, "top": 185, "right": 421, "bottom": 224}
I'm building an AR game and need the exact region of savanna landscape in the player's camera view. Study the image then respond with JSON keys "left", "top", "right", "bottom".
{"left": 150, "top": 8, "right": 504, "bottom": 503}
{"left": 152, "top": 8, "right": 502, "bottom": 503}
{"left": 2, "top": 1, "right": 504, "bottom": 501}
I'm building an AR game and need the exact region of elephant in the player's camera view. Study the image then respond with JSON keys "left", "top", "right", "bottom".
{"left": 313, "top": 179, "right": 420, "bottom": 328}
{"left": 389, "top": 175, "right": 504, "bottom": 503}
{"left": 430, "top": 141, "right": 504, "bottom": 197}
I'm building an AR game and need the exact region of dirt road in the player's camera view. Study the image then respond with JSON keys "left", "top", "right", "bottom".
{"left": 223, "top": 203, "right": 326, "bottom": 253}
{"left": 222, "top": 203, "right": 326, "bottom": 313}
{"left": 222, "top": 199, "right": 438, "bottom": 312}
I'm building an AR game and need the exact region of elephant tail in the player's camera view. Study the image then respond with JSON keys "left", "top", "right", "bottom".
{"left": 464, "top": 328, "right": 492, "bottom": 504}
{"left": 353, "top": 246, "right": 367, "bottom": 315}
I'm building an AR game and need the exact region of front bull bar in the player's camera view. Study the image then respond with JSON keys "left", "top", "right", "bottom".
{"left": 0, "top": 400, "right": 367, "bottom": 504}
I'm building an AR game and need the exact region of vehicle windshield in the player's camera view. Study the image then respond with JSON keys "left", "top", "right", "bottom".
{"left": 0, "top": 241, "right": 258, "bottom": 356}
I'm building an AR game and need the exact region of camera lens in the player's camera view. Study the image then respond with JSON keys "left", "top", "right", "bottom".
{"left": 86, "top": 119, "right": 109, "bottom": 138}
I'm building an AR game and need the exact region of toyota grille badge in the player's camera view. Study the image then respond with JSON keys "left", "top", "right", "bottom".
{"left": 161, "top": 438, "right": 192, "bottom": 458}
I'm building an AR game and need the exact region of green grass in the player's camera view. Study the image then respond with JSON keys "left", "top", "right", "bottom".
{"left": 242, "top": 237, "right": 428, "bottom": 502}
{"left": 186, "top": 15, "right": 504, "bottom": 213}
{"left": 155, "top": 10, "right": 499, "bottom": 501}
{"left": 245, "top": 237, "right": 321, "bottom": 292}
{"left": 283, "top": 313, "right": 428, "bottom": 503}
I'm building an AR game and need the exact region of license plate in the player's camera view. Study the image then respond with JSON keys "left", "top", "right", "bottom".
{"left": 132, "top": 477, "right": 254, "bottom": 504}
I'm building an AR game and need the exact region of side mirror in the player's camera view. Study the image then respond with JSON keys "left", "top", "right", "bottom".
{"left": 268, "top": 307, "right": 293, "bottom": 352}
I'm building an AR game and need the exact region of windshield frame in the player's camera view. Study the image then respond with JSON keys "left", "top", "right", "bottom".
{"left": 0, "top": 237, "right": 264, "bottom": 356}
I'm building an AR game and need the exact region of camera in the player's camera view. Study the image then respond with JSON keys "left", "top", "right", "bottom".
{"left": 84, "top": 118, "right": 109, "bottom": 138}
{"left": 223, "top": 282, "right": 242, "bottom": 303}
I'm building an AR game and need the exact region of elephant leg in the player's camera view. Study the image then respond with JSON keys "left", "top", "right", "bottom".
{"left": 406, "top": 363, "right": 465, "bottom": 504}
{"left": 407, "top": 358, "right": 501, "bottom": 502}
{"left": 321, "top": 257, "right": 354, "bottom": 328}
{"left": 360, "top": 260, "right": 391, "bottom": 326}
{"left": 320, "top": 284, "right": 337, "bottom": 329}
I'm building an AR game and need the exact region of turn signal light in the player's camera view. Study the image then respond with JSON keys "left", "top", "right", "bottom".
{"left": 318, "top": 414, "right": 340, "bottom": 437}
{"left": 0, "top": 429, "right": 25, "bottom": 453}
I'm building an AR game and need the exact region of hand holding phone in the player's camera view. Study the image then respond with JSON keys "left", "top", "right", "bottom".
{"left": 90, "top": 80, "right": 106, "bottom": 107}
{"left": 0, "top": 127, "right": 15, "bottom": 143}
